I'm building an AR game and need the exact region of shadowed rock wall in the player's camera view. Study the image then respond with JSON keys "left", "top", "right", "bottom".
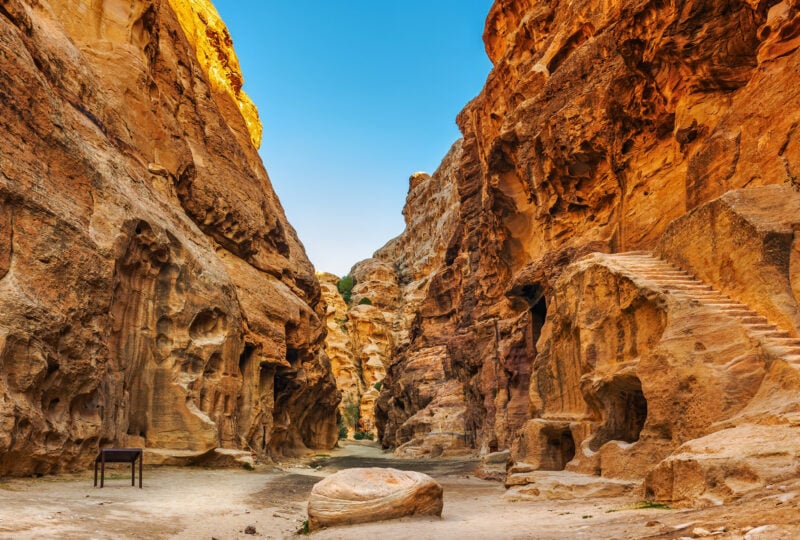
{"left": 0, "top": 0, "right": 338, "bottom": 475}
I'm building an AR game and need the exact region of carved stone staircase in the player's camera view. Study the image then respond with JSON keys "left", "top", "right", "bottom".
{"left": 612, "top": 251, "right": 800, "bottom": 364}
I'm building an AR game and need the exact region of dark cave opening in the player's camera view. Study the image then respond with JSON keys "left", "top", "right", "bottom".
{"left": 591, "top": 375, "right": 648, "bottom": 450}
{"left": 540, "top": 425, "right": 576, "bottom": 470}
{"left": 286, "top": 348, "right": 300, "bottom": 367}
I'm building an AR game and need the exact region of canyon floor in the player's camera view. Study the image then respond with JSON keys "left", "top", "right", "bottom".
{"left": 0, "top": 442, "right": 798, "bottom": 539}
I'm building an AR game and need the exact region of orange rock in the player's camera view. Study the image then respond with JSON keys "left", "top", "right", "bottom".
{"left": 0, "top": 0, "right": 337, "bottom": 475}
{"left": 373, "top": 0, "right": 800, "bottom": 474}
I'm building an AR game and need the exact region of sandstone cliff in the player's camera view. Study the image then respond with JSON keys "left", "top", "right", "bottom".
{"left": 319, "top": 267, "right": 395, "bottom": 440}
{"left": 0, "top": 0, "right": 338, "bottom": 475}
{"left": 351, "top": 0, "right": 800, "bottom": 505}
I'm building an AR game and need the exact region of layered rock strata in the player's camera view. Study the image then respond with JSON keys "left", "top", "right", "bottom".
{"left": 0, "top": 0, "right": 338, "bottom": 475}
{"left": 319, "top": 265, "right": 396, "bottom": 439}
{"left": 367, "top": 0, "right": 800, "bottom": 450}
{"left": 349, "top": 0, "right": 800, "bottom": 504}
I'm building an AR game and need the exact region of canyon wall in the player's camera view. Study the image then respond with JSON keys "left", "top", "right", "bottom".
{"left": 354, "top": 0, "right": 800, "bottom": 502}
{"left": 0, "top": 0, "right": 338, "bottom": 475}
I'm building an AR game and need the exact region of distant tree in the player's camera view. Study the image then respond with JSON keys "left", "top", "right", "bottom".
{"left": 357, "top": 297, "right": 372, "bottom": 306}
{"left": 337, "top": 275, "right": 355, "bottom": 304}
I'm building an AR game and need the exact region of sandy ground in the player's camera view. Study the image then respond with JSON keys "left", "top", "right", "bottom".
{"left": 0, "top": 442, "right": 799, "bottom": 539}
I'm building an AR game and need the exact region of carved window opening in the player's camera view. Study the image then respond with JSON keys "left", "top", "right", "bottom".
{"left": 540, "top": 426, "right": 576, "bottom": 471}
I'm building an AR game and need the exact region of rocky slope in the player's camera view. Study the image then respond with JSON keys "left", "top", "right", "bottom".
{"left": 346, "top": 0, "right": 800, "bottom": 505}
{"left": 0, "top": 0, "right": 338, "bottom": 475}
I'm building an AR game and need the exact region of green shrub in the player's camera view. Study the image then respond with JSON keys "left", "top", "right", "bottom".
{"left": 353, "top": 431, "right": 375, "bottom": 441}
{"left": 373, "top": 381, "right": 383, "bottom": 391}
{"left": 338, "top": 419, "right": 348, "bottom": 440}
{"left": 337, "top": 275, "right": 355, "bottom": 304}
{"left": 357, "top": 297, "right": 372, "bottom": 306}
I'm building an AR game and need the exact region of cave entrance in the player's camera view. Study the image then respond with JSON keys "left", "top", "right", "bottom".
{"left": 540, "top": 426, "right": 576, "bottom": 470}
{"left": 592, "top": 375, "right": 647, "bottom": 449}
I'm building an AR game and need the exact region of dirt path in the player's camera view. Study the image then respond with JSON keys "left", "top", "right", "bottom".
{"left": 0, "top": 442, "right": 798, "bottom": 539}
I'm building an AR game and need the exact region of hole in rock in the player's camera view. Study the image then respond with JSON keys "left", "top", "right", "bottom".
{"left": 592, "top": 375, "right": 647, "bottom": 450}
{"left": 540, "top": 426, "right": 576, "bottom": 470}
{"left": 189, "top": 308, "right": 226, "bottom": 340}
{"left": 286, "top": 348, "right": 300, "bottom": 367}
{"left": 45, "top": 358, "right": 60, "bottom": 377}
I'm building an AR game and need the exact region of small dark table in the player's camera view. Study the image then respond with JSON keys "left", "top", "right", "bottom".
{"left": 94, "top": 448, "right": 143, "bottom": 488}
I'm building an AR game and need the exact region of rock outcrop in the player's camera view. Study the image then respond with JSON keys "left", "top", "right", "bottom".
{"left": 0, "top": 0, "right": 338, "bottom": 476}
{"left": 344, "top": 0, "right": 800, "bottom": 506}
{"left": 307, "top": 467, "right": 443, "bottom": 530}
{"left": 319, "top": 269, "right": 393, "bottom": 439}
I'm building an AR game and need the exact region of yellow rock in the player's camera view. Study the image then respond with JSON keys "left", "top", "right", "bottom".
{"left": 168, "top": 0, "right": 262, "bottom": 148}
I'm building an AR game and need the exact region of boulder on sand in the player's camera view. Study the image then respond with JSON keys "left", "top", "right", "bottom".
{"left": 307, "top": 467, "right": 443, "bottom": 530}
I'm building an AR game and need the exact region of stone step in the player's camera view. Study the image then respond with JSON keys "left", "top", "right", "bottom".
{"left": 717, "top": 311, "right": 758, "bottom": 318}
{"left": 625, "top": 264, "right": 689, "bottom": 276}
{"left": 740, "top": 316, "right": 770, "bottom": 324}
{"left": 653, "top": 280, "right": 707, "bottom": 286}
{"left": 662, "top": 285, "right": 716, "bottom": 292}
{"left": 751, "top": 329, "right": 792, "bottom": 339}
{"left": 636, "top": 272, "right": 700, "bottom": 283}
{"left": 743, "top": 322, "right": 778, "bottom": 329}
{"left": 768, "top": 338, "right": 800, "bottom": 347}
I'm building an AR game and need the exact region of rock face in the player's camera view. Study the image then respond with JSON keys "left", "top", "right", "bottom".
{"left": 319, "top": 269, "right": 393, "bottom": 439}
{"left": 346, "top": 0, "right": 800, "bottom": 506}
{"left": 0, "top": 0, "right": 338, "bottom": 475}
{"left": 306, "top": 467, "right": 443, "bottom": 530}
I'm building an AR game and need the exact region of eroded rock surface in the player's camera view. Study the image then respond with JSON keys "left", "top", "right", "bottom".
{"left": 319, "top": 270, "right": 393, "bottom": 439}
{"left": 0, "top": 0, "right": 337, "bottom": 475}
{"left": 307, "top": 467, "right": 443, "bottom": 530}
{"left": 347, "top": 0, "right": 800, "bottom": 507}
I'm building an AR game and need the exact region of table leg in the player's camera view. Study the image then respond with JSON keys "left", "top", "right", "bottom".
{"left": 100, "top": 452, "right": 105, "bottom": 488}
{"left": 94, "top": 459, "right": 98, "bottom": 487}
{"left": 139, "top": 453, "right": 143, "bottom": 488}
{"left": 131, "top": 460, "right": 135, "bottom": 486}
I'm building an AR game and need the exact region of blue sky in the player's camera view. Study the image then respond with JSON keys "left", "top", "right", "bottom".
{"left": 213, "top": 2, "right": 494, "bottom": 276}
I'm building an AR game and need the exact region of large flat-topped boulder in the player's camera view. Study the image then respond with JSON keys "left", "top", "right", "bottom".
{"left": 307, "top": 467, "right": 443, "bottom": 530}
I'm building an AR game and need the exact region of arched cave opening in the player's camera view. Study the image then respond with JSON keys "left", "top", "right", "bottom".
{"left": 540, "top": 425, "right": 576, "bottom": 470}
{"left": 591, "top": 375, "right": 647, "bottom": 450}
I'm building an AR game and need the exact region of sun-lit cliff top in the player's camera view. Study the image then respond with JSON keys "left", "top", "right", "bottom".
{"left": 168, "top": 0, "right": 262, "bottom": 148}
